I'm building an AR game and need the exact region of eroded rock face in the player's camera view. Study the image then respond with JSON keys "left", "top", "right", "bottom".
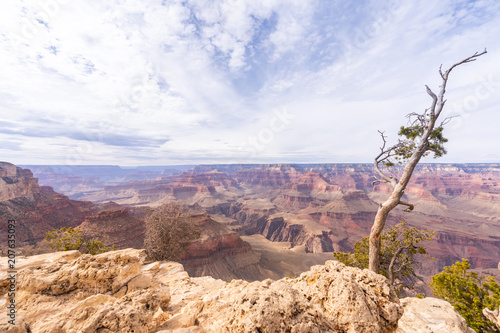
{"left": 0, "top": 184, "right": 96, "bottom": 245}
{"left": 483, "top": 308, "right": 500, "bottom": 331}
{"left": 0, "top": 249, "right": 403, "bottom": 333}
{"left": 77, "top": 208, "right": 145, "bottom": 249}
{"left": 481, "top": 262, "right": 500, "bottom": 330}
{"left": 185, "top": 261, "right": 402, "bottom": 333}
{"left": 0, "top": 249, "right": 171, "bottom": 333}
{"left": 0, "top": 162, "right": 39, "bottom": 202}
{"left": 396, "top": 297, "right": 474, "bottom": 333}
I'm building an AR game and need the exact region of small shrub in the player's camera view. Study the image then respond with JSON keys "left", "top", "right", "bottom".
{"left": 144, "top": 202, "right": 200, "bottom": 261}
{"left": 45, "top": 227, "right": 84, "bottom": 251}
{"left": 334, "top": 221, "right": 434, "bottom": 295}
{"left": 430, "top": 259, "right": 500, "bottom": 333}
{"left": 85, "top": 236, "right": 117, "bottom": 255}
{"left": 44, "top": 227, "right": 115, "bottom": 255}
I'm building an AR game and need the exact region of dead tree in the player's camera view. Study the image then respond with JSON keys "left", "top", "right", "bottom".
{"left": 144, "top": 202, "right": 200, "bottom": 261}
{"left": 369, "top": 50, "right": 487, "bottom": 273}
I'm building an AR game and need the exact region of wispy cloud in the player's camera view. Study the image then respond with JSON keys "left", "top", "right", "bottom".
{"left": 0, "top": 0, "right": 499, "bottom": 165}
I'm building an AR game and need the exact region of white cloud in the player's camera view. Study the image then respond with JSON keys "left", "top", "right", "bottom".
{"left": 0, "top": 0, "right": 499, "bottom": 165}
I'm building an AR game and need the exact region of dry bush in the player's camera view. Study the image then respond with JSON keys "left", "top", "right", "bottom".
{"left": 144, "top": 202, "right": 200, "bottom": 261}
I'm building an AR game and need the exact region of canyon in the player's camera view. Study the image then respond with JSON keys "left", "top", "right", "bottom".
{"left": 45, "top": 162, "right": 500, "bottom": 278}
{"left": 1, "top": 161, "right": 498, "bottom": 331}
{"left": 0, "top": 162, "right": 267, "bottom": 282}
{"left": 4, "top": 161, "right": 500, "bottom": 282}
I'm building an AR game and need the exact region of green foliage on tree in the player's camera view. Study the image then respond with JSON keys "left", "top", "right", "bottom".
{"left": 334, "top": 222, "right": 434, "bottom": 294}
{"left": 430, "top": 259, "right": 500, "bottom": 333}
{"left": 44, "top": 227, "right": 116, "bottom": 255}
{"left": 383, "top": 125, "right": 449, "bottom": 168}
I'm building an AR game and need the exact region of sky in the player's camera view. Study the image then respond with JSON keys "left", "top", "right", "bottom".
{"left": 0, "top": 0, "right": 499, "bottom": 166}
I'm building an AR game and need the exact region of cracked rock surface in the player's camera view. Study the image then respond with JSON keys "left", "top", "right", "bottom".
{"left": 2, "top": 248, "right": 405, "bottom": 332}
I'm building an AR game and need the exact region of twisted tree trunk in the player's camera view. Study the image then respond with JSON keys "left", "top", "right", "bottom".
{"left": 368, "top": 50, "right": 486, "bottom": 273}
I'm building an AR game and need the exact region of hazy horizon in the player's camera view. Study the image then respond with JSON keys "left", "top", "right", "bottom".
{"left": 14, "top": 161, "right": 500, "bottom": 168}
{"left": 1, "top": 1, "right": 499, "bottom": 165}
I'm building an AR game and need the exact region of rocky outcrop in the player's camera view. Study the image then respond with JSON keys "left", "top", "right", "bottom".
{"left": 482, "top": 262, "right": 500, "bottom": 330}
{"left": 0, "top": 162, "right": 39, "bottom": 202}
{"left": 0, "top": 184, "right": 96, "bottom": 245}
{"left": 397, "top": 297, "right": 474, "bottom": 333}
{"left": 483, "top": 307, "right": 500, "bottom": 331}
{"left": 0, "top": 249, "right": 404, "bottom": 333}
{"left": 0, "top": 250, "right": 169, "bottom": 332}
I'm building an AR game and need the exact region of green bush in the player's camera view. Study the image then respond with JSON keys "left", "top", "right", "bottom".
{"left": 333, "top": 221, "right": 434, "bottom": 295}
{"left": 430, "top": 259, "right": 500, "bottom": 333}
{"left": 45, "top": 227, "right": 84, "bottom": 251}
{"left": 44, "top": 227, "right": 116, "bottom": 255}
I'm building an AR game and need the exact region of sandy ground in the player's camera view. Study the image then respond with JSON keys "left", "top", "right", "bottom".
{"left": 241, "top": 234, "right": 334, "bottom": 277}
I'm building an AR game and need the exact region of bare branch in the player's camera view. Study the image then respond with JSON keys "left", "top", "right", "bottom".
{"left": 435, "top": 49, "right": 487, "bottom": 119}
{"left": 371, "top": 178, "right": 389, "bottom": 186}
{"left": 398, "top": 201, "right": 414, "bottom": 212}
{"left": 374, "top": 130, "right": 397, "bottom": 185}
{"left": 439, "top": 64, "right": 445, "bottom": 80}
{"left": 378, "top": 130, "right": 387, "bottom": 152}
{"left": 425, "top": 85, "right": 438, "bottom": 117}
{"left": 440, "top": 115, "right": 458, "bottom": 127}
{"left": 441, "top": 49, "right": 487, "bottom": 79}
{"left": 374, "top": 159, "right": 394, "bottom": 185}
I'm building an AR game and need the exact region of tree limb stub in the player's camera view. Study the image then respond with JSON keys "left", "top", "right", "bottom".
{"left": 398, "top": 201, "right": 414, "bottom": 212}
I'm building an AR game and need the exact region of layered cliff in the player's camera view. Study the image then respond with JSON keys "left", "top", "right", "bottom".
{"left": 179, "top": 214, "right": 267, "bottom": 281}
{"left": 0, "top": 163, "right": 97, "bottom": 245}
{"left": 0, "top": 162, "right": 40, "bottom": 202}
{"left": 28, "top": 163, "right": 500, "bottom": 278}
{"left": 77, "top": 208, "right": 145, "bottom": 249}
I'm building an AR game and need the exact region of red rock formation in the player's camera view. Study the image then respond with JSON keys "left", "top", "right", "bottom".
{"left": 0, "top": 163, "right": 97, "bottom": 244}
{"left": 180, "top": 214, "right": 264, "bottom": 281}
{"left": 234, "top": 164, "right": 304, "bottom": 186}
{"left": 21, "top": 162, "right": 500, "bottom": 280}
{"left": 76, "top": 208, "right": 145, "bottom": 249}
{"left": 0, "top": 162, "right": 40, "bottom": 201}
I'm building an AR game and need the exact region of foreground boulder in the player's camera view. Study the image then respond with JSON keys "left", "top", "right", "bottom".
{"left": 483, "top": 308, "right": 500, "bottom": 331}
{"left": 0, "top": 248, "right": 403, "bottom": 332}
{"left": 396, "top": 297, "right": 474, "bottom": 333}
{"left": 481, "top": 262, "right": 500, "bottom": 331}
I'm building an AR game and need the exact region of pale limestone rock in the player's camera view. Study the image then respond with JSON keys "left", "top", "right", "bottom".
{"left": 483, "top": 308, "right": 500, "bottom": 330}
{"left": 1, "top": 249, "right": 404, "bottom": 332}
{"left": 396, "top": 297, "right": 474, "bottom": 333}
{"left": 0, "top": 249, "right": 170, "bottom": 333}
{"left": 169, "top": 261, "right": 402, "bottom": 333}
{"left": 482, "top": 262, "right": 500, "bottom": 330}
